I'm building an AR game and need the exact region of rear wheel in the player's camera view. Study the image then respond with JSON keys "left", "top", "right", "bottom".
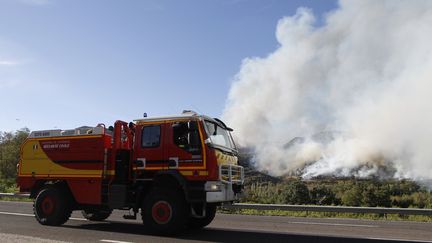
{"left": 187, "top": 204, "right": 217, "bottom": 229}
{"left": 34, "top": 187, "right": 72, "bottom": 226}
{"left": 81, "top": 208, "right": 113, "bottom": 221}
{"left": 141, "top": 188, "right": 189, "bottom": 235}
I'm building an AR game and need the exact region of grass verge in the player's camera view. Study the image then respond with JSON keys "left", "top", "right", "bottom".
{"left": 0, "top": 196, "right": 32, "bottom": 202}
{"left": 219, "top": 208, "right": 432, "bottom": 222}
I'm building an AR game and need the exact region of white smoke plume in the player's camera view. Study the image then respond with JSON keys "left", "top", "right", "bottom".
{"left": 223, "top": 0, "right": 432, "bottom": 180}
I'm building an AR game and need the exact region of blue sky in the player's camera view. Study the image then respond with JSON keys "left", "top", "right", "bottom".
{"left": 0, "top": 0, "right": 337, "bottom": 132}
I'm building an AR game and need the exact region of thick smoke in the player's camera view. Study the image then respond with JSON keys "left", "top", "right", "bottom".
{"left": 223, "top": 0, "right": 432, "bottom": 180}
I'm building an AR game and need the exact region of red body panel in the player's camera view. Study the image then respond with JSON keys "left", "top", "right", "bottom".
{"left": 17, "top": 177, "right": 35, "bottom": 193}
{"left": 67, "top": 179, "right": 102, "bottom": 205}
{"left": 41, "top": 137, "right": 106, "bottom": 170}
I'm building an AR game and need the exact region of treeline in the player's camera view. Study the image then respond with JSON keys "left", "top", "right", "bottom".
{"left": 0, "top": 129, "right": 29, "bottom": 192}
{"left": 243, "top": 179, "right": 432, "bottom": 208}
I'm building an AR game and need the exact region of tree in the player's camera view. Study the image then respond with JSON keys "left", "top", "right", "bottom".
{"left": 392, "top": 194, "right": 414, "bottom": 208}
{"left": 341, "top": 184, "right": 363, "bottom": 206}
{"left": 0, "top": 128, "right": 30, "bottom": 179}
{"left": 411, "top": 192, "right": 432, "bottom": 208}
{"left": 281, "top": 180, "right": 311, "bottom": 204}
{"left": 310, "top": 185, "right": 338, "bottom": 205}
{"left": 362, "top": 184, "right": 391, "bottom": 207}
{"left": 388, "top": 179, "right": 421, "bottom": 196}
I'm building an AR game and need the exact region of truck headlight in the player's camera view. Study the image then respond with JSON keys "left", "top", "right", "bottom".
{"left": 205, "top": 181, "right": 222, "bottom": 192}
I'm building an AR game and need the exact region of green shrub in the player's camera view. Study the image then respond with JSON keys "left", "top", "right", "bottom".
{"left": 341, "top": 184, "right": 363, "bottom": 206}
{"left": 0, "top": 129, "right": 29, "bottom": 179}
{"left": 244, "top": 179, "right": 429, "bottom": 209}
{"left": 281, "top": 180, "right": 311, "bottom": 204}
{"left": 310, "top": 185, "right": 338, "bottom": 205}
{"left": 362, "top": 184, "right": 391, "bottom": 207}
{"left": 392, "top": 194, "right": 414, "bottom": 208}
{"left": 411, "top": 192, "right": 432, "bottom": 208}
{"left": 0, "top": 179, "right": 17, "bottom": 193}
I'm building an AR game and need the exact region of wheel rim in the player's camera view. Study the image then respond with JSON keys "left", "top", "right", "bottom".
{"left": 41, "top": 196, "right": 55, "bottom": 215}
{"left": 151, "top": 200, "right": 172, "bottom": 224}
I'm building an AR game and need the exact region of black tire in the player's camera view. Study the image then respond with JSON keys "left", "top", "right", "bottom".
{"left": 141, "top": 188, "right": 189, "bottom": 235}
{"left": 187, "top": 204, "right": 217, "bottom": 229}
{"left": 33, "top": 187, "right": 72, "bottom": 226}
{"left": 81, "top": 208, "right": 113, "bottom": 221}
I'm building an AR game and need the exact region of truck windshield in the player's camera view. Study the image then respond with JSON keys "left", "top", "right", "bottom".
{"left": 204, "top": 120, "right": 236, "bottom": 152}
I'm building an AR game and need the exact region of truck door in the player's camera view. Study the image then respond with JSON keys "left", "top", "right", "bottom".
{"left": 134, "top": 124, "right": 166, "bottom": 170}
{"left": 165, "top": 120, "right": 204, "bottom": 170}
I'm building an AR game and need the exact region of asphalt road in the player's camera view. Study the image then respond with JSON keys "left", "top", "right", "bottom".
{"left": 0, "top": 201, "right": 431, "bottom": 243}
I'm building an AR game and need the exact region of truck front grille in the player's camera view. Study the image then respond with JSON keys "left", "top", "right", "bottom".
{"left": 219, "top": 164, "right": 244, "bottom": 184}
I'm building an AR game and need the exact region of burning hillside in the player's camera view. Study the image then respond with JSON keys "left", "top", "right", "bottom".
{"left": 224, "top": 0, "right": 432, "bottom": 180}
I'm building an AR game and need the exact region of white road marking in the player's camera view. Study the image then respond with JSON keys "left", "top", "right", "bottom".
{"left": 0, "top": 211, "right": 87, "bottom": 221}
{"left": 289, "top": 221, "right": 378, "bottom": 228}
{"left": 70, "top": 217, "right": 87, "bottom": 221}
{"left": 0, "top": 211, "right": 33, "bottom": 217}
{"left": 100, "top": 240, "right": 134, "bottom": 243}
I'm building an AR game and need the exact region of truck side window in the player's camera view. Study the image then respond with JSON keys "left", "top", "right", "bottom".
{"left": 141, "top": 125, "right": 161, "bottom": 148}
{"left": 172, "top": 121, "right": 201, "bottom": 155}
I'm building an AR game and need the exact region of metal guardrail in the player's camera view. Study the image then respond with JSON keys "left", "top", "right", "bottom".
{"left": 1, "top": 193, "right": 432, "bottom": 216}
{"left": 223, "top": 203, "right": 432, "bottom": 216}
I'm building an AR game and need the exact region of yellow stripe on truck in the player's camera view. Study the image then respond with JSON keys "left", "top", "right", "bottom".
{"left": 19, "top": 140, "right": 104, "bottom": 177}
{"left": 215, "top": 150, "right": 238, "bottom": 166}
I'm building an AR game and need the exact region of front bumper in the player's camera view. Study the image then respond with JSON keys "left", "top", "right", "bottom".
{"left": 206, "top": 182, "right": 243, "bottom": 202}
{"left": 205, "top": 164, "right": 244, "bottom": 203}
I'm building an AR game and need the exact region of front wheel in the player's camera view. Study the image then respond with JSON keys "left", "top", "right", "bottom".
{"left": 187, "top": 204, "right": 217, "bottom": 229}
{"left": 81, "top": 208, "right": 113, "bottom": 221}
{"left": 141, "top": 188, "right": 189, "bottom": 235}
{"left": 34, "top": 187, "right": 72, "bottom": 226}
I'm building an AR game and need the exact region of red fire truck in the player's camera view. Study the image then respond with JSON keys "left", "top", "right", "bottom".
{"left": 17, "top": 111, "right": 244, "bottom": 234}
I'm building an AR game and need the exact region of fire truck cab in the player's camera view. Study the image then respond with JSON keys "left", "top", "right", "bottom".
{"left": 17, "top": 111, "right": 244, "bottom": 234}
